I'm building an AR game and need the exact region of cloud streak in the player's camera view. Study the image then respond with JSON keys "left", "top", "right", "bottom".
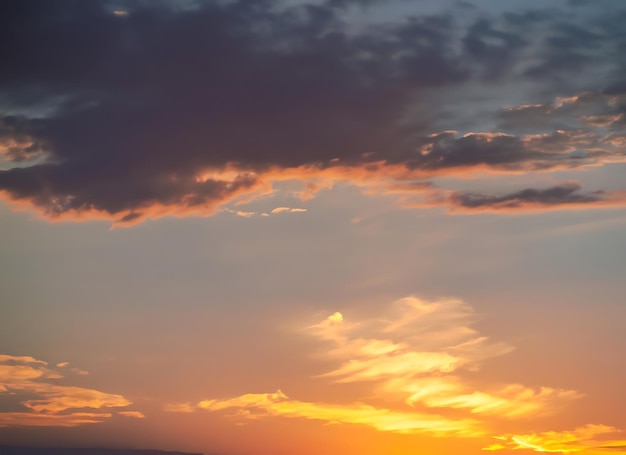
{"left": 197, "top": 389, "right": 485, "bottom": 437}
{"left": 306, "top": 297, "right": 581, "bottom": 418}
{"left": 442, "top": 182, "right": 626, "bottom": 214}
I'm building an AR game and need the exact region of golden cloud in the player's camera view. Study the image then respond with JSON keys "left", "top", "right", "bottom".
{"left": 165, "top": 296, "right": 589, "bottom": 439}
{"left": 484, "top": 424, "right": 626, "bottom": 454}
{"left": 197, "top": 390, "right": 485, "bottom": 437}
{"left": 305, "top": 297, "right": 579, "bottom": 418}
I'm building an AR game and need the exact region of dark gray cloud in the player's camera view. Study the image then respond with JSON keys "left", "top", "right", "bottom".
{"left": 446, "top": 182, "right": 625, "bottom": 212}
{"left": 496, "top": 91, "right": 626, "bottom": 133}
{"left": 462, "top": 17, "right": 528, "bottom": 80}
{"left": 410, "top": 129, "right": 624, "bottom": 173}
{"left": 0, "top": 0, "right": 625, "bottom": 223}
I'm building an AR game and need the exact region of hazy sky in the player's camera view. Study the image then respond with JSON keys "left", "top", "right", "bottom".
{"left": 1, "top": 1, "right": 626, "bottom": 454}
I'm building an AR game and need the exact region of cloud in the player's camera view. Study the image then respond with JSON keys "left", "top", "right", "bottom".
{"left": 497, "top": 92, "right": 626, "bottom": 133}
{"left": 0, "top": 354, "right": 138, "bottom": 427}
{"left": 0, "top": 412, "right": 113, "bottom": 428}
{"left": 163, "top": 402, "right": 196, "bottom": 413}
{"left": 1, "top": 1, "right": 626, "bottom": 224}
{"left": 118, "top": 411, "right": 145, "bottom": 419}
{"left": 270, "top": 207, "right": 307, "bottom": 214}
{"left": 305, "top": 297, "right": 580, "bottom": 418}
{"left": 222, "top": 206, "right": 307, "bottom": 218}
{"left": 196, "top": 389, "right": 485, "bottom": 437}
{"left": 0, "top": 354, "right": 46, "bottom": 364}
{"left": 485, "top": 424, "right": 626, "bottom": 454}
{"left": 222, "top": 208, "right": 258, "bottom": 218}
{"left": 54, "top": 361, "right": 89, "bottom": 375}
{"left": 442, "top": 182, "right": 626, "bottom": 214}
{"left": 166, "top": 296, "right": 585, "bottom": 437}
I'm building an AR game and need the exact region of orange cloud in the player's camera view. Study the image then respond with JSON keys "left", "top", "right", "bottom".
{"left": 0, "top": 354, "right": 139, "bottom": 427}
{"left": 0, "top": 412, "right": 113, "bottom": 427}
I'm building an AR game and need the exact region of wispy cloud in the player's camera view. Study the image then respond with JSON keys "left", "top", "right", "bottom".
{"left": 222, "top": 206, "right": 308, "bottom": 218}
{"left": 197, "top": 389, "right": 485, "bottom": 437}
{"left": 0, "top": 354, "right": 140, "bottom": 427}
{"left": 306, "top": 297, "right": 580, "bottom": 418}
{"left": 118, "top": 411, "right": 145, "bottom": 419}
{"left": 441, "top": 182, "right": 626, "bottom": 214}
{"left": 270, "top": 207, "right": 307, "bottom": 214}
{"left": 165, "top": 296, "right": 588, "bottom": 437}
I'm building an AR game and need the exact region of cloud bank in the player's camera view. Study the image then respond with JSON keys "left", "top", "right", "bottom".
{"left": 1, "top": 0, "right": 626, "bottom": 224}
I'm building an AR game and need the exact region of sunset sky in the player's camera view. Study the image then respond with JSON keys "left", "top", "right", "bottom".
{"left": 1, "top": 1, "right": 626, "bottom": 454}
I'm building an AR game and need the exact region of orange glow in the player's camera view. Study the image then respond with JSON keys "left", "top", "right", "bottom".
{"left": 163, "top": 296, "right": 617, "bottom": 449}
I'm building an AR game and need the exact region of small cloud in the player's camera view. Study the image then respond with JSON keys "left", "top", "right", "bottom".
{"left": 112, "top": 10, "right": 129, "bottom": 16}
{"left": 54, "top": 362, "right": 88, "bottom": 375}
{"left": 223, "top": 208, "right": 257, "bottom": 218}
{"left": 270, "top": 207, "right": 307, "bottom": 214}
{"left": 71, "top": 367, "right": 89, "bottom": 376}
{"left": 223, "top": 206, "right": 307, "bottom": 218}
{"left": 482, "top": 444, "right": 507, "bottom": 451}
{"left": 118, "top": 411, "right": 145, "bottom": 419}
{"left": 164, "top": 402, "right": 196, "bottom": 413}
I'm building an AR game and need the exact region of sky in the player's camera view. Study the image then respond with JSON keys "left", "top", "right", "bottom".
{"left": 1, "top": 0, "right": 626, "bottom": 454}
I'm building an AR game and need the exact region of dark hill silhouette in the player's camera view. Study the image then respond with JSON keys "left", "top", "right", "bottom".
{"left": 0, "top": 448, "right": 203, "bottom": 455}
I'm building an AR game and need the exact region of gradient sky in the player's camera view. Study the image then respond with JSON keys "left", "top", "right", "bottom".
{"left": 1, "top": 1, "right": 626, "bottom": 454}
